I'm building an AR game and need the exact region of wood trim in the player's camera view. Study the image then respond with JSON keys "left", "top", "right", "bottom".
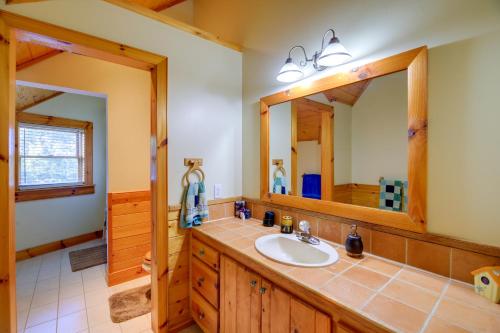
{"left": 290, "top": 101, "right": 297, "bottom": 195}
{"left": 320, "top": 110, "right": 333, "bottom": 201}
{"left": 151, "top": 58, "right": 168, "bottom": 333}
{"left": 245, "top": 197, "right": 500, "bottom": 258}
{"left": 15, "top": 184, "right": 95, "bottom": 202}
{"left": 0, "top": 20, "right": 17, "bottom": 333}
{"left": 152, "top": 0, "right": 187, "bottom": 12}
{"left": 16, "top": 230, "right": 103, "bottom": 261}
{"left": 0, "top": 10, "right": 164, "bottom": 70}
{"left": 102, "top": 0, "right": 243, "bottom": 52}
{"left": 16, "top": 91, "right": 63, "bottom": 112}
{"left": 6, "top": 0, "right": 47, "bottom": 3}
{"left": 260, "top": 47, "right": 428, "bottom": 233}
{"left": 1, "top": 12, "right": 169, "bottom": 333}
{"left": 15, "top": 112, "right": 94, "bottom": 199}
{"left": 16, "top": 49, "right": 62, "bottom": 71}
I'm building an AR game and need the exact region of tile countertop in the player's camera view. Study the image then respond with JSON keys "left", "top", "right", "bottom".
{"left": 193, "top": 218, "right": 500, "bottom": 333}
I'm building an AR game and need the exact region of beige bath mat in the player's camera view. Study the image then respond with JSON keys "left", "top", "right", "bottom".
{"left": 109, "top": 284, "right": 151, "bottom": 323}
{"left": 68, "top": 244, "right": 107, "bottom": 272}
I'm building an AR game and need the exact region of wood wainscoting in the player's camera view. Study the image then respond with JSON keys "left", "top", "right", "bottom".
{"left": 333, "top": 184, "right": 379, "bottom": 208}
{"left": 107, "top": 190, "right": 151, "bottom": 286}
{"left": 16, "top": 230, "right": 103, "bottom": 261}
{"left": 167, "top": 196, "right": 239, "bottom": 332}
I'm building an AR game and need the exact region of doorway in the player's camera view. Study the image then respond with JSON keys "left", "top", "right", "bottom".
{"left": 0, "top": 11, "right": 168, "bottom": 333}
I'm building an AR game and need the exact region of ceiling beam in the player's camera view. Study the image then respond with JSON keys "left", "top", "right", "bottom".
{"left": 153, "top": 0, "right": 187, "bottom": 12}
{"left": 103, "top": 0, "right": 242, "bottom": 52}
{"left": 6, "top": 0, "right": 49, "bottom": 4}
{"left": 16, "top": 49, "right": 63, "bottom": 71}
{"left": 16, "top": 91, "right": 63, "bottom": 113}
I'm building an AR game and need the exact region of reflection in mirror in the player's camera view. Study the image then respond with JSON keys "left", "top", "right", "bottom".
{"left": 269, "top": 70, "right": 408, "bottom": 212}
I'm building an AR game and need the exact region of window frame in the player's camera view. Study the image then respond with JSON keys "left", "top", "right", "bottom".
{"left": 15, "top": 112, "right": 95, "bottom": 202}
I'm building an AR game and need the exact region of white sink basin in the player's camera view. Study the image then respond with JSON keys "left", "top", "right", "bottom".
{"left": 255, "top": 234, "right": 339, "bottom": 268}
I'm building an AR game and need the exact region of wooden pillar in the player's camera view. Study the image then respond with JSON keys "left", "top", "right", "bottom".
{"left": 0, "top": 18, "right": 17, "bottom": 333}
{"left": 151, "top": 58, "right": 169, "bottom": 333}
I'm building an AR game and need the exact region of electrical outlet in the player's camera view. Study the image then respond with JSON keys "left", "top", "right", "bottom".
{"left": 214, "top": 183, "right": 222, "bottom": 199}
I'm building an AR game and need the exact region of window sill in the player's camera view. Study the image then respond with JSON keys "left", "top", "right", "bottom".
{"left": 15, "top": 184, "right": 95, "bottom": 202}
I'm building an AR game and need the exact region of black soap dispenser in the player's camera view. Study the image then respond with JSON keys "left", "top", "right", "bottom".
{"left": 345, "top": 224, "right": 363, "bottom": 258}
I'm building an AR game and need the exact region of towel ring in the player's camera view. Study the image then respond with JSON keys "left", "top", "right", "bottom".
{"left": 183, "top": 161, "right": 206, "bottom": 186}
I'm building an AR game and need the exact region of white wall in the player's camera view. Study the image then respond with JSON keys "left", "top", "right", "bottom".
{"left": 297, "top": 140, "right": 321, "bottom": 196}
{"left": 332, "top": 102, "right": 352, "bottom": 185}
{"left": 16, "top": 93, "right": 106, "bottom": 250}
{"left": 351, "top": 71, "right": 408, "bottom": 184}
{"left": 1, "top": 0, "right": 242, "bottom": 204}
{"left": 159, "top": 0, "right": 194, "bottom": 24}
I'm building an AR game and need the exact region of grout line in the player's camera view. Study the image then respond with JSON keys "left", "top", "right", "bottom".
{"left": 418, "top": 281, "right": 450, "bottom": 333}
{"left": 360, "top": 268, "right": 403, "bottom": 310}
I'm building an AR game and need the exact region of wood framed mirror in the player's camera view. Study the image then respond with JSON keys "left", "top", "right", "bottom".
{"left": 260, "top": 47, "right": 427, "bottom": 233}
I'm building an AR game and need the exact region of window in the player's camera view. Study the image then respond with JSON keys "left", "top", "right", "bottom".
{"left": 16, "top": 113, "right": 94, "bottom": 202}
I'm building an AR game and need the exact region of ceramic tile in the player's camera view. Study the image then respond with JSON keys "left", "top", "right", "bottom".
{"left": 317, "top": 218, "right": 341, "bottom": 244}
{"left": 371, "top": 230, "right": 406, "bottom": 263}
{"left": 24, "top": 319, "right": 57, "bottom": 333}
{"left": 444, "top": 280, "right": 500, "bottom": 314}
{"left": 358, "top": 256, "right": 402, "bottom": 276}
{"left": 31, "top": 288, "right": 59, "bottom": 308}
{"left": 57, "top": 310, "right": 88, "bottom": 333}
{"left": 87, "top": 303, "right": 112, "bottom": 328}
{"left": 424, "top": 317, "right": 471, "bottom": 333}
{"left": 397, "top": 268, "right": 447, "bottom": 293}
{"left": 434, "top": 298, "right": 500, "bottom": 332}
{"left": 227, "top": 237, "right": 256, "bottom": 250}
{"left": 341, "top": 266, "right": 390, "bottom": 290}
{"left": 324, "top": 259, "right": 353, "bottom": 274}
{"left": 407, "top": 239, "right": 451, "bottom": 277}
{"left": 58, "top": 294, "right": 86, "bottom": 317}
{"left": 89, "top": 321, "right": 122, "bottom": 333}
{"left": 26, "top": 302, "right": 58, "bottom": 328}
{"left": 336, "top": 247, "right": 366, "bottom": 263}
{"left": 381, "top": 279, "right": 439, "bottom": 313}
{"left": 320, "top": 276, "right": 375, "bottom": 308}
{"left": 363, "top": 294, "right": 427, "bottom": 333}
{"left": 450, "top": 248, "right": 500, "bottom": 284}
{"left": 288, "top": 267, "right": 335, "bottom": 288}
{"left": 17, "top": 310, "right": 28, "bottom": 332}
{"left": 208, "top": 203, "right": 226, "bottom": 220}
{"left": 120, "top": 313, "right": 151, "bottom": 333}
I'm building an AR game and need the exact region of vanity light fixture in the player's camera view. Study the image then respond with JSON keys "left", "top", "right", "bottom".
{"left": 276, "top": 29, "right": 352, "bottom": 83}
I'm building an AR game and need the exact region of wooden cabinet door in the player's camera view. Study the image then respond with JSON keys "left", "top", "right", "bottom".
{"left": 290, "top": 298, "right": 331, "bottom": 333}
{"left": 261, "top": 280, "right": 291, "bottom": 333}
{"left": 221, "top": 255, "right": 261, "bottom": 333}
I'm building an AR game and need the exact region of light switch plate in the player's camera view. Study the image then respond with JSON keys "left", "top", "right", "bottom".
{"left": 214, "top": 183, "right": 222, "bottom": 199}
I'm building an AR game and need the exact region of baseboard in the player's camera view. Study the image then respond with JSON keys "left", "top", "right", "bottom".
{"left": 16, "top": 230, "right": 103, "bottom": 261}
{"left": 106, "top": 265, "right": 149, "bottom": 286}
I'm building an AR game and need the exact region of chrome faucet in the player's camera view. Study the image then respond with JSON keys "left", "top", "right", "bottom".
{"left": 296, "top": 220, "right": 320, "bottom": 245}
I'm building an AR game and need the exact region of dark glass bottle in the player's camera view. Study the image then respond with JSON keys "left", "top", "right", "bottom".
{"left": 345, "top": 224, "right": 363, "bottom": 258}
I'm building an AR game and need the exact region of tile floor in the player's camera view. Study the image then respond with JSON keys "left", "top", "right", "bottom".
{"left": 16, "top": 239, "right": 155, "bottom": 333}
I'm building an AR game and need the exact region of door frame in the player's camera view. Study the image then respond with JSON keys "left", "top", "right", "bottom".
{"left": 0, "top": 11, "right": 169, "bottom": 333}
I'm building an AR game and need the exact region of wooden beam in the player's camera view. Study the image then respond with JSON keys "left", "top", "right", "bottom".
{"left": 0, "top": 17, "right": 17, "bottom": 333}
{"left": 6, "top": 0, "right": 49, "bottom": 4}
{"left": 103, "top": 0, "right": 243, "bottom": 52}
{"left": 16, "top": 49, "right": 62, "bottom": 71}
{"left": 16, "top": 91, "right": 63, "bottom": 112}
{"left": 151, "top": 58, "right": 168, "bottom": 333}
{"left": 0, "top": 10, "right": 164, "bottom": 71}
{"left": 153, "top": 0, "right": 187, "bottom": 12}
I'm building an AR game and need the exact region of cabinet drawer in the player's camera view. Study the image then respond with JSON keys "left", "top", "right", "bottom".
{"left": 192, "top": 256, "right": 219, "bottom": 308}
{"left": 192, "top": 290, "right": 218, "bottom": 333}
{"left": 192, "top": 238, "right": 219, "bottom": 271}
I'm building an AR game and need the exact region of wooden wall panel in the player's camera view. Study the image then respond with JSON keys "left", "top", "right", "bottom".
{"left": 107, "top": 191, "right": 151, "bottom": 286}
{"left": 333, "top": 184, "right": 379, "bottom": 208}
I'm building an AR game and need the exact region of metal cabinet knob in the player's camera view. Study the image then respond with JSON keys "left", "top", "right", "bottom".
{"left": 250, "top": 280, "right": 257, "bottom": 288}
{"left": 259, "top": 287, "right": 267, "bottom": 294}
{"left": 199, "top": 248, "right": 205, "bottom": 256}
{"left": 198, "top": 311, "right": 205, "bottom": 320}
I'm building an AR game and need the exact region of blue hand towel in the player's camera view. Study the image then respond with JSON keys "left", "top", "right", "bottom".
{"left": 180, "top": 181, "right": 209, "bottom": 228}
{"left": 302, "top": 174, "right": 321, "bottom": 200}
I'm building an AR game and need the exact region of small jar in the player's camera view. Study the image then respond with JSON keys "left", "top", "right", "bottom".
{"left": 281, "top": 216, "right": 293, "bottom": 234}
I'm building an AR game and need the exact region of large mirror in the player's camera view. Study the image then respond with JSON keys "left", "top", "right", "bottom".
{"left": 261, "top": 47, "right": 427, "bottom": 232}
{"left": 269, "top": 70, "right": 408, "bottom": 212}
